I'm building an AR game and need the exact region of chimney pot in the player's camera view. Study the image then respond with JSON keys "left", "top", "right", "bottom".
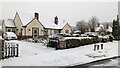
{"left": 54, "top": 16, "right": 58, "bottom": 25}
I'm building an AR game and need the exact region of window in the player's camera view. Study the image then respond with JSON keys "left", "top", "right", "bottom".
{"left": 12, "top": 29, "right": 15, "bottom": 33}
{"left": 50, "top": 29, "right": 52, "bottom": 35}
{"left": 65, "top": 30, "right": 69, "bottom": 33}
{"left": 7, "top": 29, "right": 11, "bottom": 32}
{"left": 44, "top": 29, "right": 48, "bottom": 35}
{"left": 29, "top": 29, "right": 31, "bottom": 31}
{"left": 54, "top": 30, "right": 59, "bottom": 34}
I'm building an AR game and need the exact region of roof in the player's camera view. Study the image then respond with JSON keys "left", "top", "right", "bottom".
{"left": 4, "top": 19, "right": 15, "bottom": 27}
{"left": 18, "top": 12, "right": 66, "bottom": 29}
{"left": 39, "top": 16, "right": 68, "bottom": 29}
{"left": 41, "top": 20, "right": 67, "bottom": 29}
{"left": 17, "top": 12, "right": 68, "bottom": 29}
{"left": 106, "top": 26, "right": 112, "bottom": 32}
{"left": 17, "top": 12, "right": 33, "bottom": 26}
{"left": 95, "top": 24, "right": 104, "bottom": 32}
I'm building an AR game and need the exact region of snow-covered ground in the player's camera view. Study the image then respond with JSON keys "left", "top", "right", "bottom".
{"left": 1, "top": 40, "right": 119, "bottom": 66}
{"left": 0, "top": 56, "right": 1, "bottom": 66}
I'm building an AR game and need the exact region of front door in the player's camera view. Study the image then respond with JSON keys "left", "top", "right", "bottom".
{"left": 32, "top": 27, "right": 39, "bottom": 39}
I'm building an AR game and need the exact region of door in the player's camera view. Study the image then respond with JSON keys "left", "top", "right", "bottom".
{"left": 32, "top": 27, "right": 39, "bottom": 39}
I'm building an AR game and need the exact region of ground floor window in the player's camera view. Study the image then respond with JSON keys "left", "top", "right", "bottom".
{"left": 12, "top": 29, "right": 16, "bottom": 33}
{"left": 7, "top": 29, "right": 11, "bottom": 32}
{"left": 65, "top": 30, "right": 69, "bottom": 33}
{"left": 44, "top": 29, "right": 48, "bottom": 35}
{"left": 54, "top": 30, "right": 59, "bottom": 34}
{"left": 7, "top": 28, "right": 16, "bottom": 33}
{"left": 50, "top": 29, "right": 52, "bottom": 35}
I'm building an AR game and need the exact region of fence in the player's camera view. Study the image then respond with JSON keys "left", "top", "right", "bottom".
{"left": 0, "top": 39, "right": 3, "bottom": 60}
{"left": 2, "top": 41, "right": 19, "bottom": 59}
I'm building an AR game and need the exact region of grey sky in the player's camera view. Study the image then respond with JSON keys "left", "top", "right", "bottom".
{"left": 1, "top": 2, "right": 118, "bottom": 26}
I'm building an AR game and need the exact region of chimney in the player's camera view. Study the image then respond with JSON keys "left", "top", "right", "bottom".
{"left": 117, "top": 15, "right": 119, "bottom": 21}
{"left": 54, "top": 16, "right": 58, "bottom": 25}
{"left": 106, "top": 23, "right": 109, "bottom": 29}
{"left": 34, "top": 12, "right": 39, "bottom": 20}
{"left": 117, "top": 15, "right": 119, "bottom": 26}
{"left": 97, "top": 23, "right": 100, "bottom": 27}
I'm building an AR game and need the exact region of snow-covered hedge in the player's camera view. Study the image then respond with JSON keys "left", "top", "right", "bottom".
{"left": 48, "top": 37, "right": 99, "bottom": 49}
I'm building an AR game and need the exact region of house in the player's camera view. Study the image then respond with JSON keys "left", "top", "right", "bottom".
{"left": 41, "top": 16, "right": 72, "bottom": 36}
{"left": 2, "top": 12, "right": 72, "bottom": 39}
{"left": 106, "top": 25, "right": 112, "bottom": 35}
{"left": 95, "top": 24, "right": 105, "bottom": 36}
{"left": 95, "top": 24, "right": 112, "bottom": 36}
{"left": 2, "top": 19, "right": 16, "bottom": 33}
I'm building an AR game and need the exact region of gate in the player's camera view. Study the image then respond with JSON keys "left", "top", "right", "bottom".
{"left": 2, "top": 41, "right": 19, "bottom": 59}
{"left": 0, "top": 39, "right": 3, "bottom": 60}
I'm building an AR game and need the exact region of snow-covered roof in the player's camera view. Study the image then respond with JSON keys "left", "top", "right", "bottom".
{"left": 17, "top": 12, "right": 33, "bottom": 26}
{"left": 17, "top": 12, "right": 68, "bottom": 29}
{"left": 106, "top": 26, "right": 112, "bottom": 32}
{"left": 95, "top": 24, "right": 104, "bottom": 32}
{"left": 40, "top": 16, "right": 67, "bottom": 29}
{"left": 4, "top": 19, "right": 15, "bottom": 27}
{"left": 43, "top": 22, "right": 67, "bottom": 29}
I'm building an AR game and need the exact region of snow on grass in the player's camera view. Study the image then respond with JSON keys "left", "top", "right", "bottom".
{"left": 2, "top": 40, "right": 119, "bottom": 66}
{"left": 0, "top": 60, "right": 2, "bottom": 68}
{"left": 5, "top": 40, "right": 55, "bottom": 57}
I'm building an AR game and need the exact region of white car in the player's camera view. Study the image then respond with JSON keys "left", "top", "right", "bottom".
{"left": 72, "top": 33, "right": 80, "bottom": 37}
{"left": 3, "top": 32, "right": 17, "bottom": 40}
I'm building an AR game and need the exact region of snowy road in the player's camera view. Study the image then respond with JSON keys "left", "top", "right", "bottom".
{"left": 68, "top": 57, "right": 120, "bottom": 68}
{"left": 1, "top": 40, "right": 119, "bottom": 66}
{"left": 91, "top": 57, "right": 120, "bottom": 66}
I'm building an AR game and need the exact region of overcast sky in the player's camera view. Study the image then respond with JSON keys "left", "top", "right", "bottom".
{"left": 1, "top": 2, "right": 118, "bottom": 26}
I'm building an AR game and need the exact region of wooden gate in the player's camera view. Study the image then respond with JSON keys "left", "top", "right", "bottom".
{"left": 2, "top": 41, "right": 19, "bottom": 59}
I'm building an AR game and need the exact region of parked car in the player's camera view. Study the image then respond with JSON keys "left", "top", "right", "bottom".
{"left": 49, "top": 33, "right": 71, "bottom": 39}
{"left": 3, "top": 32, "right": 17, "bottom": 40}
{"left": 80, "top": 32, "right": 97, "bottom": 37}
{"left": 72, "top": 33, "right": 80, "bottom": 37}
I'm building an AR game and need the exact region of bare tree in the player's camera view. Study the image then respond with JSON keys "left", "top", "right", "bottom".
{"left": 76, "top": 20, "right": 86, "bottom": 33}
{"left": 88, "top": 16, "right": 99, "bottom": 32}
